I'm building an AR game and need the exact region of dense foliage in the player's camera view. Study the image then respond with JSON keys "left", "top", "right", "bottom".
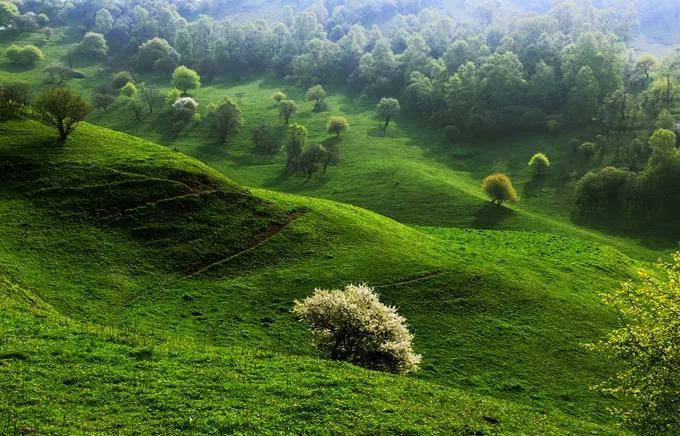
{"left": 587, "top": 251, "right": 680, "bottom": 433}
{"left": 294, "top": 284, "right": 421, "bottom": 374}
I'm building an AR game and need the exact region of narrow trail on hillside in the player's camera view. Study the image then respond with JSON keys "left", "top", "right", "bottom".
{"left": 181, "top": 211, "right": 303, "bottom": 280}
{"left": 373, "top": 270, "right": 446, "bottom": 289}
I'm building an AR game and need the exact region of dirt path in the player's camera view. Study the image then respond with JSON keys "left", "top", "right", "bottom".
{"left": 373, "top": 270, "right": 446, "bottom": 289}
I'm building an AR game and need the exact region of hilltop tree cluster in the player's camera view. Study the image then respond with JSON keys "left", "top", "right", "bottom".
{"left": 15, "top": 0, "right": 677, "bottom": 141}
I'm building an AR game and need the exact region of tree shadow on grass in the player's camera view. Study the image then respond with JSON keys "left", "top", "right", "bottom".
{"left": 472, "top": 202, "right": 516, "bottom": 229}
{"left": 523, "top": 175, "right": 548, "bottom": 199}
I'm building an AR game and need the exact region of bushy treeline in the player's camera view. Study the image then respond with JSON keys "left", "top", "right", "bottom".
{"left": 575, "top": 129, "right": 680, "bottom": 224}
{"left": 8, "top": 0, "right": 677, "bottom": 140}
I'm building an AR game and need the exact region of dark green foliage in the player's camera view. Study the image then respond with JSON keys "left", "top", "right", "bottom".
{"left": 0, "top": 81, "right": 31, "bottom": 120}
{"left": 76, "top": 32, "right": 107, "bottom": 58}
{"left": 112, "top": 71, "right": 133, "bottom": 89}
{"left": 251, "top": 123, "right": 281, "bottom": 154}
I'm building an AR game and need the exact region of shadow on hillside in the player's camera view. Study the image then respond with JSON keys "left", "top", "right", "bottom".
{"left": 0, "top": 62, "right": 38, "bottom": 74}
{"left": 472, "top": 203, "right": 515, "bottom": 229}
{"left": 523, "top": 176, "right": 548, "bottom": 199}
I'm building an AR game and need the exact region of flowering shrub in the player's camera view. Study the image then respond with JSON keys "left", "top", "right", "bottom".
{"left": 293, "top": 284, "right": 421, "bottom": 374}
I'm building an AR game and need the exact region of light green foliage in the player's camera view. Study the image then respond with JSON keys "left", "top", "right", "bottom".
{"left": 77, "top": 32, "right": 108, "bottom": 58}
{"left": 326, "top": 115, "right": 349, "bottom": 137}
{"left": 279, "top": 99, "right": 298, "bottom": 124}
{"left": 529, "top": 153, "right": 551, "bottom": 175}
{"left": 306, "top": 84, "right": 327, "bottom": 112}
{"left": 172, "top": 66, "right": 200, "bottom": 96}
{"left": 34, "top": 88, "right": 90, "bottom": 141}
{"left": 138, "top": 37, "right": 178, "bottom": 73}
{"left": 648, "top": 128, "right": 677, "bottom": 152}
{"left": 376, "top": 97, "right": 400, "bottom": 127}
{"left": 579, "top": 141, "right": 600, "bottom": 160}
{"left": 482, "top": 173, "right": 519, "bottom": 205}
{"left": 285, "top": 122, "right": 307, "bottom": 169}
{"left": 165, "top": 88, "right": 181, "bottom": 105}
{"left": 5, "top": 44, "right": 44, "bottom": 65}
{"left": 95, "top": 8, "right": 113, "bottom": 34}
{"left": 272, "top": 90, "right": 286, "bottom": 102}
{"left": 119, "top": 82, "right": 137, "bottom": 98}
{"left": 655, "top": 109, "right": 675, "bottom": 130}
{"left": 294, "top": 284, "right": 421, "bottom": 374}
{"left": 586, "top": 252, "right": 680, "bottom": 432}
{"left": 207, "top": 97, "right": 243, "bottom": 142}
{"left": 0, "top": 1, "right": 19, "bottom": 26}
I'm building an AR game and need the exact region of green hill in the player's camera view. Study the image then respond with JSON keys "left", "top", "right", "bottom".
{"left": 0, "top": 120, "right": 638, "bottom": 433}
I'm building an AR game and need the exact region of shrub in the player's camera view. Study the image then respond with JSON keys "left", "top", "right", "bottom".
{"left": 327, "top": 116, "right": 349, "bottom": 137}
{"left": 119, "top": 82, "right": 137, "bottom": 97}
{"left": 585, "top": 252, "right": 680, "bottom": 432}
{"left": 34, "top": 87, "right": 90, "bottom": 141}
{"left": 0, "top": 81, "right": 31, "bottom": 120}
{"left": 482, "top": 173, "right": 519, "bottom": 205}
{"left": 172, "top": 96, "right": 198, "bottom": 122}
{"left": 6, "top": 44, "right": 44, "bottom": 65}
{"left": 44, "top": 63, "right": 71, "bottom": 84}
{"left": 529, "top": 152, "right": 550, "bottom": 175}
{"left": 0, "top": 1, "right": 19, "bottom": 26}
{"left": 293, "top": 284, "right": 421, "bottom": 374}
{"left": 112, "top": 71, "right": 133, "bottom": 89}
{"left": 272, "top": 91, "right": 286, "bottom": 103}
{"left": 165, "top": 88, "right": 182, "bottom": 105}
{"left": 574, "top": 166, "right": 636, "bottom": 214}
{"left": 77, "top": 32, "right": 107, "bottom": 58}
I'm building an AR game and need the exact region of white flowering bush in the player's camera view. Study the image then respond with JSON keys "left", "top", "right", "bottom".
{"left": 293, "top": 284, "right": 421, "bottom": 374}
{"left": 172, "top": 96, "right": 198, "bottom": 121}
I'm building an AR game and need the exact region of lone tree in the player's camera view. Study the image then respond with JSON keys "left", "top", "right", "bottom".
{"left": 34, "top": 87, "right": 90, "bottom": 141}
{"left": 528, "top": 152, "right": 550, "bottom": 175}
{"left": 279, "top": 99, "right": 298, "bottom": 125}
{"left": 586, "top": 251, "right": 680, "bottom": 432}
{"left": 294, "top": 284, "right": 421, "bottom": 374}
{"left": 207, "top": 97, "right": 243, "bottom": 143}
{"left": 482, "top": 173, "right": 519, "bottom": 206}
{"left": 137, "top": 83, "right": 160, "bottom": 114}
{"left": 327, "top": 116, "right": 349, "bottom": 137}
{"left": 172, "top": 66, "right": 200, "bottom": 96}
{"left": 299, "top": 143, "right": 327, "bottom": 180}
{"left": 376, "top": 97, "right": 400, "bottom": 128}
{"left": 285, "top": 123, "right": 307, "bottom": 170}
{"left": 306, "top": 84, "right": 327, "bottom": 112}
{"left": 272, "top": 90, "right": 286, "bottom": 103}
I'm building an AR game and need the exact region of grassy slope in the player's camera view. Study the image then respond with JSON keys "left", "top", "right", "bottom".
{"left": 1, "top": 31, "right": 675, "bottom": 262}
{"left": 0, "top": 120, "right": 638, "bottom": 432}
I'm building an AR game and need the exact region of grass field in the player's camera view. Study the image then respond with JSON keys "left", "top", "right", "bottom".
{"left": 0, "top": 28, "right": 672, "bottom": 433}
{"left": 0, "top": 120, "right": 641, "bottom": 432}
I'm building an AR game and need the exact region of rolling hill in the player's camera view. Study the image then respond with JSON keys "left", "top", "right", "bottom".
{"left": 0, "top": 120, "right": 639, "bottom": 432}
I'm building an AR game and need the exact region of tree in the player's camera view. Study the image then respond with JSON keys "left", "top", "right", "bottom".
{"left": 137, "top": 38, "right": 178, "bottom": 73}
{"left": 285, "top": 123, "right": 307, "bottom": 170}
{"left": 119, "top": 82, "right": 137, "bottom": 98}
{"left": 655, "top": 109, "right": 675, "bottom": 130}
{"left": 529, "top": 153, "right": 551, "bottom": 175}
{"left": 272, "top": 91, "right": 286, "bottom": 103}
{"left": 482, "top": 173, "right": 519, "bottom": 205}
{"left": 0, "top": 81, "right": 31, "bottom": 120}
{"left": 137, "top": 83, "right": 160, "bottom": 114}
{"left": 298, "top": 143, "right": 327, "bottom": 180}
{"left": 568, "top": 66, "right": 600, "bottom": 125}
{"left": 172, "top": 97, "right": 198, "bottom": 124}
{"left": 327, "top": 116, "right": 349, "bottom": 137}
{"left": 34, "top": 88, "right": 90, "bottom": 141}
{"left": 77, "top": 32, "right": 107, "bottom": 59}
{"left": 112, "top": 71, "right": 133, "bottom": 89}
{"left": 91, "top": 88, "right": 116, "bottom": 113}
{"left": 376, "top": 97, "right": 400, "bottom": 128}
{"left": 649, "top": 129, "right": 677, "bottom": 152}
{"left": 586, "top": 252, "right": 680, "bottom": 432}
{"left": 293, "top": 284, "right": 421, "bottom": 374}
{"left": 6, "top": 45, "right": 44, "bottom": 65}
{"left": 44, "top": 63, "right": 71, "bottom": 85}
{"left": 0, "top": 1, "right": 19, "bottom": 27}
{"left": 306, "top": 84, "right": 327, "bottom": 112}
{"left": 279, "top": 99, "right": 298, "bottom": 125}
{"left": 172, "top": 66, "right": 200, "bottom": 96}
{"left": 207, "top": 97, "right": 243, "bottom": 142}
{"left": 251, "top": 123, "right": 281, "bottom": 154}
{"left": 95, "top": 8, "right": 113, "bottom": 34}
